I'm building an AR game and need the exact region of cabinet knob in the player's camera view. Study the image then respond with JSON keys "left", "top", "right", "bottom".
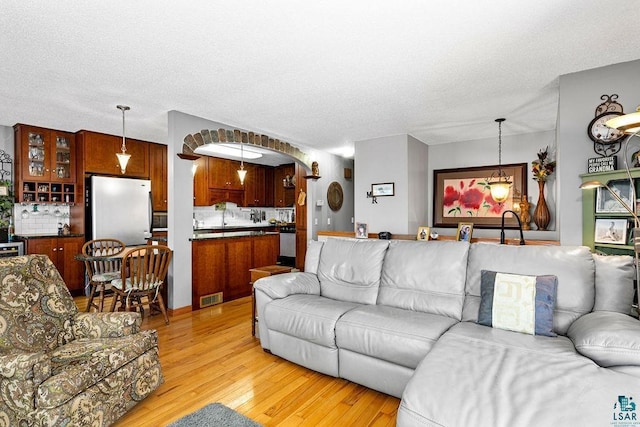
{"left": 53, "top": 248, "right": 57, "bottom": 252}
{"left": 59, "top": 247, "right": 63, "bottom": 251}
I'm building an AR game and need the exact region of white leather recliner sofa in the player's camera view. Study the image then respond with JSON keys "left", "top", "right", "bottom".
{"left": 254, "top": 238, "right": 640, "bottom": 426}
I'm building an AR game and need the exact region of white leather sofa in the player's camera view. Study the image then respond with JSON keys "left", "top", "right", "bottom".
{"left": 253, "top": 238, "right": 640, "bottom": 426}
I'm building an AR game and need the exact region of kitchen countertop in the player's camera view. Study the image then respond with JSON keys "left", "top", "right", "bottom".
{"left": 190, "top": 231, "right": 279, "bottom": 241}
{"left": 14, "top": 233, "right": 85, "bottom": 239}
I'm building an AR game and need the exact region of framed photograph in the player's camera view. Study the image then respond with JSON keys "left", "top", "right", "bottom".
{"left": 355, "top": 222, "right": 368, "bottom": 239}
{"left": 371, "top": 183, "right": 395, "bottom": 197}
{"left": 416, "top": 226, "right": 430, "bottom": 241}
{"left": 595, "top": 179, "right": 634, "bottom": 213}
{"left": 594, "top": 218, "right": 628, "bottom": 245}
{"left": 456, "top": 223, "right": 474, "bottom": 242}
{"left": 433, "top": 163, "right": 527, "bottom": 228}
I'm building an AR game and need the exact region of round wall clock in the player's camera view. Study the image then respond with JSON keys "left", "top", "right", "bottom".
{"left": 588, "top": 111, "right": 626, "bottom": 145}
{"left": 327, "top": 181, "right": 343, "bottom": 212}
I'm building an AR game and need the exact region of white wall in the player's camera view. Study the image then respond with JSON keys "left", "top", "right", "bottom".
{"left": 558, "top": 59, "right": 640, "bottom": 245}
{"left": 427, "top": 130, "right": 557, "bottom": 241}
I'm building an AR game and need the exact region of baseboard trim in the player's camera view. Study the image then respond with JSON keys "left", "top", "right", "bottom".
{"left": 168, "top": 305, "right": 192, "bottom": 317}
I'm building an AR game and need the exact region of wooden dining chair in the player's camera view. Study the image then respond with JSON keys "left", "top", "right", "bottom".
{"left": 110, "top": 245, "right": 173, "bottom": 325}
{"left": 82, "top": 238, "right": 126, "bottom": 312}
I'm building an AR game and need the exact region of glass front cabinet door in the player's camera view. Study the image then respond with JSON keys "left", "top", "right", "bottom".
{"left": 15, "top": 124, "right": 76, "bottom": 183}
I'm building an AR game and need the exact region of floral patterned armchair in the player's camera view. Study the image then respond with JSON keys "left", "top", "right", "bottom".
{"left": 0, "top": 255, "right": 164, "bottom": 426}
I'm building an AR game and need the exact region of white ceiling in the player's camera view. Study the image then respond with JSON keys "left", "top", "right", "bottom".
{"left": 1, "top": 1, "right": 640, "bottom": 157}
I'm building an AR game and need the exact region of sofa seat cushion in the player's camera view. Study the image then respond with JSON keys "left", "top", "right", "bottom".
{"left": 264, "top": 294, "right": 360, "bottom": 348}
{"left": 36, "top": 330, "right": 158, "bottom": 409}
{"left": 398, "top": 322, "right": 635, "bottom": 427}
{"left": 336, "top": 305, "right": 458, "bottom": 369}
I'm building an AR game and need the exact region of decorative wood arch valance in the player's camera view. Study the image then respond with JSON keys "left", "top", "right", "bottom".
{"left": 181, "top": 128, "right": 312, "bottom": 169}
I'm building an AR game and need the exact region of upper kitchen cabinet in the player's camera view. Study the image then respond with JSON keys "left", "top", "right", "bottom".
{"left": 14, "top": 124, "right": 76, "bottom": 183}
{"left": 149, "top": 143, "right": 168, "bottom": 211}
{"left": 76, "top": 130, "right": 149, "bottom": 178}
{"left": 193, "top": 156, "right": 209, "bottom": 206}
{"left": 208, "top": 157, "right": 243, "bottom": 190}
{"left": 244, "top": 164, "right": 275, "bottom": 207}
{"left": 275, "top": 163, "right": 296, "bottom": 207}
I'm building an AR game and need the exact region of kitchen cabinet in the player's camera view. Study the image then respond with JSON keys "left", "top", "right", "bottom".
{"left": 191, "top": 233, "right": 279, "bottom": 310}
{"left": 275, "top": 163, "right": 296, "bottom": 207}
{"left": 15, "top": 124, "right": 76, "bottom": 184}
{"left": 77, "top": 131, "right": 150, "bottom": 178}
{"left": 24, "top": 236, "right": 85, "bottom": 294}
{"left": 209, "top": 189, "right": 244, "bottom": 206}
{"left": 244, "top": 164, "right": 274, "bottom": 207}
{"left": 295, "top": 163, "right": 308, "bottom": 271}
{"left": 149, "top": 143, "right": 168, "bottom": 211}
{"left": 208, "top": 157, "right": 243, "bottom": 190}
{"left": 193, "top": 156, "right": 209, "bottom": 206}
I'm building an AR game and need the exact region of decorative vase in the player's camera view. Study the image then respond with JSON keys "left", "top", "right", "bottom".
{"left": 533, "top": 180, "right": 550, "bottom": 231}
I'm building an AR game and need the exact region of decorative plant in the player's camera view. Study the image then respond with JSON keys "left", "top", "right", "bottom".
{"left": 0, "top": 180, "right": 13, "bottom": 228}
{"left": 531, "top": 147, "right": 556, "bottom": 182}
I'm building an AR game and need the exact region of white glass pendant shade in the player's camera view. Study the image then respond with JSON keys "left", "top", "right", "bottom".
{"left": 237, "top": 168, "right": 247, "bottom": 185}
{"left": 116, "top": 152, "right": 130, "bottom": 175}
{"left": 489, "top": 181, "right": 511, "bottom": 203}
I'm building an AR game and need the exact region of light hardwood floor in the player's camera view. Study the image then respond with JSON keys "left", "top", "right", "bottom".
{"left": 73, "top": 295, "right": 400, "bottom": 426}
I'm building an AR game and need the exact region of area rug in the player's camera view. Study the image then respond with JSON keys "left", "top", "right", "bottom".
{"left": 168, "top": 403, "right": 262, "bottom": 427}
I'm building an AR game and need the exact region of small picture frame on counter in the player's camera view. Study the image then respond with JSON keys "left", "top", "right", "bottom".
{"left": 355, "top": 222, "right": 368, "bottom": 239}
{"left": 456, "top": 223, "right": 473, "bottom": 242}
{"left": 416, "top": 226, "right": 430, "bottom": 241}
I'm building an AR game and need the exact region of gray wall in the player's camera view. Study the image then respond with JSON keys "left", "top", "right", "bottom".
{"left": 427, "top": 130, "right": 557, "bottom": 241}
{"left": 558, "top": 59, "right": 640, "bottom": 245}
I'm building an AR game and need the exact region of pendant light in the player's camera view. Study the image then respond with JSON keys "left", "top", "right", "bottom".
{"left": 237, "top": 140, "right": 247, "bottom": 185}
{"left": 116, "top": 105, "right": 131, "bottom": 174}
{"left": 489, "top": 118, "right": 511, "bottom": 203}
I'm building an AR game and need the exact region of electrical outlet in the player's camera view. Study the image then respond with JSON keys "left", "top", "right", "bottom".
{"left": 314, "top": 218, "right": 318, "bottom": 225}
{"left": 328, "top": 218, "right": 331, "bottom": 225}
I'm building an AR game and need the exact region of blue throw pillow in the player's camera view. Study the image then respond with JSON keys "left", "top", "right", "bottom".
{"left": 478, "top": 270, "right": 557, "bottom": 337}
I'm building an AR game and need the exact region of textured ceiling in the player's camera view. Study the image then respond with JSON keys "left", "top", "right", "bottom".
{"left": 1, "top": 1, "right": 640, "bottom": 157}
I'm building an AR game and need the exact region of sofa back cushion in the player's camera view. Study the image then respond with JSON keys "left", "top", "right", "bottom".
{"left": 463, "top": 244, "right": 595, "bottom": 335}
{"left": 592, "top": 253, "right": 634, "bottom": 314}
{"left": 378, "top": 241, "right": 469, "bottom": 320}
{"left": 318, "top": 238, "right": 390, "bottom": 304}
{"left": 304, "top": 240, "right": 324, "bottom": 274}
{"left": 0, "top": 255, "right": 77, "bottom": 353}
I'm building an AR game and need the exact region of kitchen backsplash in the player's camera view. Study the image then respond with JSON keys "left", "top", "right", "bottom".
{"left": 13, "top": 204, "right": 71, "bottom": 235}
{"left": 193, "top": 203, "right": 294, "bottom": 229}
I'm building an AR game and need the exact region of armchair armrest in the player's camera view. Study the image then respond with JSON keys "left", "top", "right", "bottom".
{"left": 72, "top": 312, "right": 141, "bottom": 339}
{"left": 0, "top": 350, "right": 51, "bottom": 421}
{"left": 253, "top": 272, "right": 320, "bottom": 300}
{"left": 567, "top": 311, "right": 640, "bottom": 367}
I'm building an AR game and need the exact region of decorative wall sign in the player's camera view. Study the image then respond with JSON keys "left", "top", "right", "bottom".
{"left": 587, "top": 156, "right": 617, "bottom": 173}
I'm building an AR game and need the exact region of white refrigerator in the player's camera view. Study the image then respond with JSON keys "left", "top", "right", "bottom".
{"left": 89, "top": 176, "right": 152, "bottom": 246}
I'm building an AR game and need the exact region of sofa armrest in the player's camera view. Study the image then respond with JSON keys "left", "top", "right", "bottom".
{"left": 253, "top": 272, "right": 320, "bottom": 299}
{"left": 0, "top": 350, "right": 51, "bottom": 422}
{"left": 72, "top": 312, "right": 142, "bottom": 339}
{"left": 567, "top": 311, "right": 640, "bottom": 367}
